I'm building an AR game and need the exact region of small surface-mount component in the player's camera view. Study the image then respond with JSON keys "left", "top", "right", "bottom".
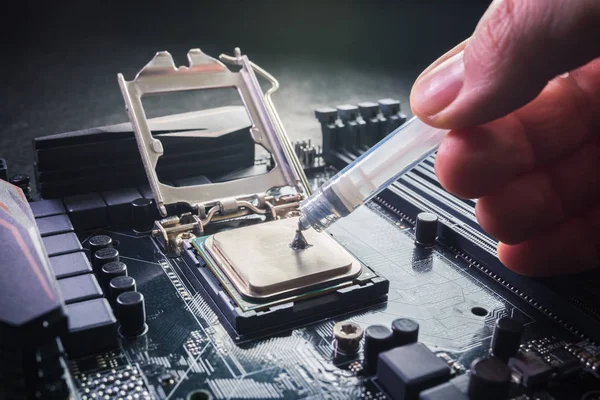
{"left": 491, "top": 317, "right": 524, "bottom": 362}
{"left": 419, "top": 382, "right": 469, "bottom": 400}
{"left": 63, "top": 192, "right": 108, "bottom": 230}
{"left": 364, "top": 325, "right": 394, "bottom": 371}
{"left": 468, "top": 357, "right": 511, "bottom": 399}
{"left": 57, "top": 274, "right": 103, "bottom": 304}
{"left": 50, "top": 251, "right": 93, "bottom": 279}
{"left": 108, "top": 275, "right": 137, "bottom": 307}
{"left": 100, "top": 261, "right": 128, "bottom": 291}
{"left": 508, "top": 351, "right": 553, "bottom": 387}
{"left": 204, "top": 217, "right": 361, "bottom": 300}
{"left": 334, "top": 321, "right": 364, "bottom": 354}
{"left": 93, "top": 247, "right": 119, "bottom": 274}
{"left": 42, "top": 232, "right": 83, "bottom": 257}
{"left": 377, "top": 342, "right": 451, "bottom": 400}
{"left": 116, "top": 291, "right": 147, "bottom": 337}
{"left": 36, "top": 213, "right": 74, "bottom": 237}
{"left": 548, "top": 347, "right": 580, "bottom": 374}
{"left": 66, "top": 298, "right": 117, "bottom": 357}
{"left": 292, "top": 138, "right": 322, "bottom": 169}
{"left": 415, "top": 212, "right": 438, "bottom": 247}
{"left": 392, "top": 318, "right": 420, "bottom": 347}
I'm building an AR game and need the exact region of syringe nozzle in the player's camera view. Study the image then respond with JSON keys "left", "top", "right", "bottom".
{"left": 289, "top": 224, "right": 311, "bottom": 251}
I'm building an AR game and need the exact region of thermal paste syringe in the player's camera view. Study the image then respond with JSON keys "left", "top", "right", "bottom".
{"left": 292, "top": 117, "right": 449, "bottom": 248}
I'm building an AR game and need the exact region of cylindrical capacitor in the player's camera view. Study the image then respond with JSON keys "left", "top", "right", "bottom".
{"left": 391, "top": 318, "right": 419, "bottom": 347}
{"left": 92, "top": 247, "right": 119, "bottom": 274}
{"left": 9, "top": 174, "right": 32, "bottom": 200}
{"left": 100, "top": 261, "right": 127, "bottom": 291}
{"left": 468, "top": 357, "right": 511, "bottom": 400}
{"left": 88, "top": 235, "right": 113, "bottom": 261}
{"left": 116, "top": 291, "right": 147, "bottom": 337}
{"left": 364, "top": 325, "right": 394, "bottom": 372}
{"left": 132, "top": 198, "right": 154, "bottom": 233}
{"left": 491, "top": 317, "right": 524, "bottom": 362}
{"left": 108, "top": 275, "right": 136, "bottom": 308}
{"left": 415, "top": 212, "right": 438, "bottom": 247}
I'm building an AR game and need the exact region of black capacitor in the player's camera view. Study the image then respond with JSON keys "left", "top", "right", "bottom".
{"left": 491, "top": 317, "right": 524, "bottom": 362}
{"left": 391, "top": 318, "right": 419, "bottom": 347}
{"left": 88, "top": 235, "right": 113, "bottom": 261}
{"left": 9, "top": 174, "right": 32, "bottom": 200}
{"left": 0, "top": 158, "right": 7, "bottom": 181}
{"left": 100, "top": 261, "right": 127, "bottom": 291}
{"left": 116, "top": 291, "right": 147, "bottom": 337}
{"left": 108, "top": 275, "right": 136, "bottom": 308}
{"left": 364, "top": 325, "right": 395, "bottom": 371}
{"left": 415, "top": 212, "right": 438, "bottom": 247}
{"left": 131, "top": 198, "right": 154, "bottom": 233}
{"left": 468, "top": 358, "right": 511, "bottom": 400}
{"left": 92, "top": 247, "right": 119, "bottom": 274}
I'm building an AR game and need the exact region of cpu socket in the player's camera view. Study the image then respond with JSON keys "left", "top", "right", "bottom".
{"left": 119, "top": 48, "right": 389, "bottom": 340}
{"left": 186, "top": 222, "right": 388, "bottom": 340}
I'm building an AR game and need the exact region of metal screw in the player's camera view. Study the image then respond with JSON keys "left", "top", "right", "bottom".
{"left": 333, "top": 321, "right": 364, "bottom": 353}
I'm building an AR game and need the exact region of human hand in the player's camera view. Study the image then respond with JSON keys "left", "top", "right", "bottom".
{"left": 410, "top": 0, "right": 600, "bottom": 276}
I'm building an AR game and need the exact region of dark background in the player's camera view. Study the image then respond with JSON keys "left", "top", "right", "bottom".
{"left": 1, "top": 0, "right": 490, "bottom": 185}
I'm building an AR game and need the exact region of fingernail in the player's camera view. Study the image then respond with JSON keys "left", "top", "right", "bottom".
{"left": 412, "top": 50, "right": 465, "bottom": 117}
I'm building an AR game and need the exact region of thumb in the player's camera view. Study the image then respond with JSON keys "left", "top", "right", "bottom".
{"left": 410, "top": 0, "right": 600, "bottom": 128}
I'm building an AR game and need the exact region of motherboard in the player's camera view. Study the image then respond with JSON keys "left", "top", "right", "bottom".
{"left": 1, "top": 48, "right": 599, "bottom": 400}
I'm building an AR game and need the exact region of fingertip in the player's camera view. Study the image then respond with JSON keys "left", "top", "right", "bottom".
{"left": 434, "top": 129, "right": 491, "bottom": 199}
{"left": 419, "top": 0, "right": 600, "bottom": 130}
{"left": 498, "top": 241, "right": 590, "bottom": 277}
{"left": 474, "top": 197, "right": 525, "bottom": 245}
{"left": 409, "top": 50, "right": 465, "bottom": 126}
{"left": 497, "top": 242, "right": 537, "bottom": 276}
{"left": 410, "top": 39, "right": 469, "bottom": 128}
{"left": 497, "top": 207, "right": 600, "bottom": 277}
{"left": 434, "top": 134, "right": 472, "bottom": 198}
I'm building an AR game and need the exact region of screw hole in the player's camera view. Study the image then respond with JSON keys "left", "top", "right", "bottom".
{"left": 187, "top": 390, "right": 212, "bottom": 400}
{"left": 471, "top": 307, "right": 488, "bottom": 317}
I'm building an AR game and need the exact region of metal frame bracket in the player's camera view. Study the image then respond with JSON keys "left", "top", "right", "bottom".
{"left": 118, "top": 47, "right": 309, "bottom": 217}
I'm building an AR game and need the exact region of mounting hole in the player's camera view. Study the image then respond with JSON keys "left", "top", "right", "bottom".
{"left": 187, "top": 390, "right": 213, "bottom": 400}
{"left": 112, "top": 239, "right": 121, "bottom": 247}
{"left": 471, "top": 307, "right": 488, "bottom": 317}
